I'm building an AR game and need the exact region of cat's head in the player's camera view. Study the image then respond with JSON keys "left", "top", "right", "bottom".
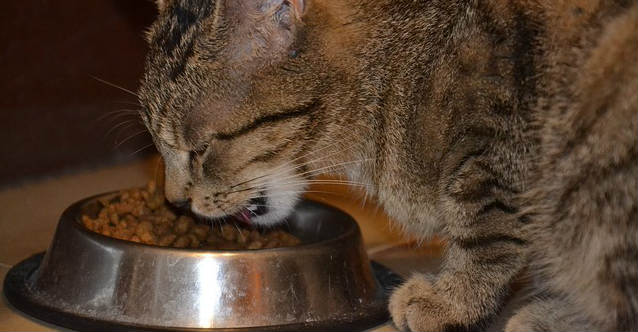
{"left": 138, "top": 0, "right": 357, "bottom": 225}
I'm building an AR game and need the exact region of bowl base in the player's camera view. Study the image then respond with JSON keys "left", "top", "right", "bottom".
{"left": 4, "top": 252, "right": 403, "bottom": 332}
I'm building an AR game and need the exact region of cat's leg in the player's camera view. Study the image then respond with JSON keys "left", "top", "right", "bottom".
{"left": 390, "top": 143, "right": 528, "bottom": 331}
{"left": 504, "top": 296, "right": 592, "bottom": 332}
{"left": 389, "top": 238, "right": 525, "bottom": 331}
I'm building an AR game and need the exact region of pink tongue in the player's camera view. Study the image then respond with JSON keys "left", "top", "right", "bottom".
{"left": 235, "top": 209, "right": 252, "bottom": 225}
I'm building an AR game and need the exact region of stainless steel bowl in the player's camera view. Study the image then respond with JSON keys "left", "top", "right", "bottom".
{"left": 4, "top": 192, "right": 398, "bottom": 331}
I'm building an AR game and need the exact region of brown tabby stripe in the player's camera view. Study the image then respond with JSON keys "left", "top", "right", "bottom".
{"left": 447, "top": 147, "right": 488, "bottom": 178}
{"left": 213, "top": 100, "right": 320, "bottom": 140}
{"left": 156, "top": 0, "right": 215, "bottom": 54}
{"left": 170, "top": 39, "right": 195, "bottom": 80}
{"left": 602, "top": 244, "right": 638, "bottom": 329}
{"left": 233, "top": 140, "right": 295, "bottom": 175}
{"left": 558, "top": 96, "right": 618, "bottom": 162}
{"left": 557, "top": 152, "right": 635, "bottom": 213}
{"left": 448, "top": 126, "right": 497, "bottom": 151}
{"left": 510, "top": 8, "right": 539, "bottom": 106}
{"left": 450, "top": 178, "right": 519, "bottom": 202}
{"left": 477, "top": 200, "right": 519, "bottom": 216}
{"left": 455, "top": 234, "right": 527, "bottom": 250}
{"left": 249, "top": 141, "right": 294, "bottom": 164}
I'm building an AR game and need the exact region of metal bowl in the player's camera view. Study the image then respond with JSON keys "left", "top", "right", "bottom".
{"left": 4, "top": 192, "right": 399, "bottom": 331}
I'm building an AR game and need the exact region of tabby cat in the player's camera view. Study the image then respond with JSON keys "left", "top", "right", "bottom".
{"left": 137, "top": 0, "right": 638, "bottom": 330}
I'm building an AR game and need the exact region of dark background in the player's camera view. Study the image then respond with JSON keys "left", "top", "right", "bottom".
{"left": 0, "top": 1, "right": 158, "bottom": 186}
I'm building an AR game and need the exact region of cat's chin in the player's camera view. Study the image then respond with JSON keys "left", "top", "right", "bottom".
{"left": 245, "top": 172, "right": 307, "bottom": 226}
{"left": 248, "top": 192, "right": 301, "bottom": 226}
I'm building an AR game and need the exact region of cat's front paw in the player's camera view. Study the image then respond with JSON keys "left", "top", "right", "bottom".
{"left": 389, "top": 274, "right": 457, "bottom": 332}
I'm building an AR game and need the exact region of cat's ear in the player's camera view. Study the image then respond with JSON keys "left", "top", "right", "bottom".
{"left": 270, "top": 0, "right": 306, "bottom": 26}
{"left": 221, "top": 0, "right": 308, "bottom": 64}
{"left": 227, "top": 0, "right": 307, "bottom": 29}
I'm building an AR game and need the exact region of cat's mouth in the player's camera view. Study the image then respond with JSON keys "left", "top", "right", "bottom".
{"left": 233, "top": 197, "right": 268, "bottom": 225}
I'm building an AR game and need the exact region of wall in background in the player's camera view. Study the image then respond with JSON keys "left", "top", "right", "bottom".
{"left": 0, "top": 1, "right": 158, "bottom": 186}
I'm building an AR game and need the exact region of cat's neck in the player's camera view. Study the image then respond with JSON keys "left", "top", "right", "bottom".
{"left": 317, "top": 0, "right": 479, "bottom": 185}
{"left": 311, "top": 0, "right": 539, "bottom": 195}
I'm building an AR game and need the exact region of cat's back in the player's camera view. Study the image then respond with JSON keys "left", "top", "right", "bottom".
{"left": 534, "top": 0, "right": 637, "bottom": 164}
{"left": 524, "top": 1, "right": 637, "bottom": 329}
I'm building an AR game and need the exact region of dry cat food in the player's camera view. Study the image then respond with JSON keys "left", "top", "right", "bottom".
{"left": 80, "top": 181, "right": 301, "bottom": 250}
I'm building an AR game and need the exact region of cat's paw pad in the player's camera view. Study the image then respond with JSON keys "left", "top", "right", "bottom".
{"left": 389, "top": 274, "right": 456, "bottom": 332}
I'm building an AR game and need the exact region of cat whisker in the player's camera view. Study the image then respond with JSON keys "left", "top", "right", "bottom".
{"left": 232, "top": 221, "right": 244, "bottom": 233}
{"left": 126, "top": 143, "right": 155, "bottom": 158}
{"left": 112, "top": 123, "right": 141, "bottom": 144}
{"left": 112, "top": 100, "right": 142, "bottom": 107}
{"left": 96, "top": 109, "right": 141, "bottom": 123}
{"left": 277, "top": 179, "right": 371, "bottom": 187}
{"left": 235, "top": 169, "right": 362, "bottom": 198}
{"left": 228, "top": 131, "right": 365, "bottom": 189}
{"left": 91, "top": 75, "right": 139, "bottom": 97}
{"left": 103, "top": 119, "right": 138, "bottom": 139}
{"left": 248, "top": 158, "right": 376, "bottom": 189}
{"left": 114, "top": 130, "right": 150, "bottom": 149}
{"left": 228, "top": 140, "right": 346, "bottom": 189}
{"left": 240, "top": 156, "right": 371, "bottom": 190}
{"left": 224, "top": 185, "right": 264, "bottom": 195}
{"left": 247, "top": 190, "right": 348, "bottom": 198}
{"left": 268, "top": 136, "right": 361, "bottom": 175}
{"left": 249, "top": 181, "right": 369, "bottom": 192}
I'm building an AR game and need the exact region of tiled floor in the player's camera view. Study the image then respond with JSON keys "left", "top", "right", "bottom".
{"left": 0, "top": 155, "right": 443, "bottom": 331}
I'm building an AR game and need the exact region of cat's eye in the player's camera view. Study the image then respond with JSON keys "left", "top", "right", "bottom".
{"left": 288, "top": 49, "right": 298, "bottom": 58}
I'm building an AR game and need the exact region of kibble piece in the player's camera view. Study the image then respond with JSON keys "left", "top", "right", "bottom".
{"left": 113, "top": 227, "right": 135, "bottom": 240}
{"left": 136, "top": 220, "right": 154, "bottom": 236}
{"left": 249, "top": 229, "right": 261, "bottom": 241}
{"left": 139, "top": 232, "right": 156, "bottom": 244}
{"left": 220, "top": 224, "right": 236, "bottom": 241}
{"left": 265, "top": 239, "right": 280, "bottom": 248}
{"left": 247, "top": 241, "right": 263, "bottom": 250}
{"left": 158, "top": 207, "right": 177, "bottom": 221}
{"left": 236, "top": 229, "right": 248, "bottom": 245}
{"left": 158, "top": 234, "right": 177, "bottom": 246}
{"left": 155, "top": 223, "right": 172, "bottom": 237}
{"left": 173, "top": 235, "right": 191, "bottom": 248}
{"left": 174, "top": 216, "right": 194, "bottom": 235}
{"left": 147, "top": 194, "right": 163, "bottom": 210}
{"left": 192, "top": 224, "right": 210, "bottom": 241}
{"left": 188, "top": 234, "right": 201, "bottom": 248}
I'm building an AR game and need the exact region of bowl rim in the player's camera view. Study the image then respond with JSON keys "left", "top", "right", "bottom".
{"left": 65, "top": 190, "right": 362, "bottom": 255}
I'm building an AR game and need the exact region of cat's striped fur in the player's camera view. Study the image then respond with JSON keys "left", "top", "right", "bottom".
{"left": 138, "top": 0, "right": 638, "bottom": 330}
